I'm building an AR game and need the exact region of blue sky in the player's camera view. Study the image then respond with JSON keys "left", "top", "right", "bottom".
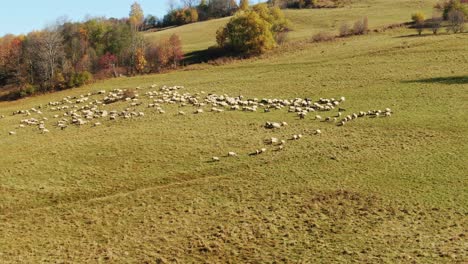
{"left": 0, "top": 0, "right": 170, "bottom": 36}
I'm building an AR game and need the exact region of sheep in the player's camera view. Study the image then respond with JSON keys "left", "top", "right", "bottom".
{"left": 195, "top": 109, "right": 204, "bottom": 114}
{"left": 250, "top": 148, "right": 266, "bottom": 156}
{"left": 212, "top": 156, "right": 220, "bottom": 162}
{"left": 178, "top": 111, "right": 186, "bottom": 115}
{"left": 315, "top": 129, "right": 322, "bottom": 135}
{"left": 266, "top": 137, "right": 279, "bottom": 145}
{"left": 228, "top": 152, "right": 237, "bottom": 157}
{"left": 265, "top": 122, "right": 282, "bottom": 129}
{"left": 292, "top": 134, "right": 302, "bottom": 140}
{"left": 315, "top": 115, "right": 322, "bottom": 120}
{"left": 298, "top": 111, "right": 307, "bottom": 119}
{"left": 9, "top": 131, "right": 16, "bottom": 135}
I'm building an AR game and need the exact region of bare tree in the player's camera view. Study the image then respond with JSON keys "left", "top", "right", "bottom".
{"left": 447, "top": 10, "right": 465, "bottom": 33}
{"left": 430, "top": 16, "right": 443, "bottom": 34}
{"left": 182, "top": 0, "right": 198, "bottom": 8}
{"left": 29, "top": 29, "right": 65, "bottom": 89}
{"left": 167, "top": 0, "right": 177, "bottom": 11}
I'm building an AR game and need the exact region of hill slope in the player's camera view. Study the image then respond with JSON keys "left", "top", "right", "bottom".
{"left": 145, "top": 0, "right": 435, "bottom": 53}
{"left": 0, "top": 26, "right": 467, "bottom": 262}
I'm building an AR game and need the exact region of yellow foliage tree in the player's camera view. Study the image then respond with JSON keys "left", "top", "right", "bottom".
{"left": 240, "top": 0, "right": 249, "bottom": 10}
{"left": 217, "top": 10, "right": 275, "bottom": 55}
{"left": 135, "top": 48, "right": 147, "bottom": 73}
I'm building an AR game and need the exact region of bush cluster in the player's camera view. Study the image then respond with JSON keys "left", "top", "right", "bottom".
{"left": 216, "top": 4, "right": 290, "bottom": 55}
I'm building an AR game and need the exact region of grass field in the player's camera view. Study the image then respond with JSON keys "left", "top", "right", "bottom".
{"left": 145, "top": 0, "right": 436, "bottom": 53}
{"left": 1, "top": 3, "right": 468, "bottom": 263}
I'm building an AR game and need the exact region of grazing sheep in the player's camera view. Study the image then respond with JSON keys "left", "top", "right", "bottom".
{"left": 265, "top": 122, "right": 282, "bottom": 129}
{"left": 9, "top": 131, "right": 16, "bottom": 135}
{"left": 228, "top": 152, "right": 237, "bottom": 157}
{"left": 266, "top": 137, "right": 279, "bottom": 145}
{"left": 178, "top": 111, "right": 186, "bottom": 115}
{"left": 298, "top": 111, "right": 307, "bottom": 119}
{"left": 212, "top": 156, "right": 220, "bottom": 162}
{"left": 315, "top": 129, "right": 322, "bottom": 135}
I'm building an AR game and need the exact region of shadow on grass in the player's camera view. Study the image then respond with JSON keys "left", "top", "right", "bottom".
{"left": 403, "top": 76, "right": 468, "bottom": 85}
{"left": 183, "top": 46, "right": 241, "bottom": 65}
{"left": 395, "top": 34, "right": 440, "bottom": 38}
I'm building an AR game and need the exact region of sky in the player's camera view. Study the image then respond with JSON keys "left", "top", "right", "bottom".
{"left": 0, "top": 0, "right": 169, "bottom": 36}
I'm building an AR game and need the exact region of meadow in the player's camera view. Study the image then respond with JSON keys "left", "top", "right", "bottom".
{"left": 0, "top": 2, "right": 467, "bottom": 263}
{"left": 145, "top": 0, "right": 436, "bottom": 53}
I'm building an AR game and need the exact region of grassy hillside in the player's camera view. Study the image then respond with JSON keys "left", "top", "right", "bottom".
{"left": 0, "top": 26, "right": 467, "bottom": 262}
{"left": 145, "top": 0, "right": 435, "bottom": 53}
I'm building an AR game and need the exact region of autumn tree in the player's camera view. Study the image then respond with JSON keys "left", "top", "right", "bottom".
{"left": 169, "top": 34, "right": 184, "bottom": 68}
{"left": 217, "top": 10, "right": 276, "bottom": 55}
{"left": 129, "top": 2, "right": 146, "bottom": 75}
{"left": 130, "top": 2, "right": 145, "bottom": 31}
{"left": 240, "top": 0, "right": 250, "bottom": 10}
{"left": 134, "top": 48, "right": 147, "bottom": 73}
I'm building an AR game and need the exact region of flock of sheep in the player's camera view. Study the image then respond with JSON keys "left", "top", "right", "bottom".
{"left": 2, "top": 85, "right": 393, "bottom": 160}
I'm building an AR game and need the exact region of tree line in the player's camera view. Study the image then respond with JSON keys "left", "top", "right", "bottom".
{"left": 0, "top": 2, "right": 184, "bottom": 99}
{"left": 143, "top": 0, "right": 250, "bottom": 29}
{"left": 411, "top": 0, "right": 467, "bottom": 35}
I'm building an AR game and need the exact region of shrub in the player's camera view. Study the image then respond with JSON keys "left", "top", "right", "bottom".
{"left": 275, "top": 30, "right": 289, "bottom": 44}
{"left": 353, "top": 17, "right": 369, "bottom": 35}
{"left": 311, "top": 31, "right": 336, "bottom": 42}
{"left": 216, "top": 4, "right": 289, "bottom": 55}
{"left": 435, "top": 0, "right": 468, "bottom": 20}
{"left": 429, "top": 17, "right": 443, "bottom": 34}
{"left": 68, "top": 71, "right": 93, "bottom": 88}
{"left": 415, "top": 22, "right": 425, "bottom": 35}
{"left": 447, "top": 9, "right": 466, "bottom": 32}
{"left": 339, "top": 23, "right": 352, "bottom": 37}
{"left": 411, "top": 12, "right": 426, "bottom": 24}
{"left": 216, "top": 10, "right": 276, "bottom": 55}
{"left": 18, "top": 84, "right": 36, "bottom": 98}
